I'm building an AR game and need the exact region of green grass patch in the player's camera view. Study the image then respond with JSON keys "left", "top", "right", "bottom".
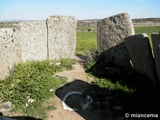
{"left": 92, "top": 78, "right": 134, "bottom": 93}
{"left": 76, "top": 32, "right": 97, "bottom": 55}
{"left": 0, "top": 58, "right": 76, "bottom": 119}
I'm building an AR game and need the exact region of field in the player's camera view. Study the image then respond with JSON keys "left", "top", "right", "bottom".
{"left": 76, "top": 26, "right": 160, "bottom": 55}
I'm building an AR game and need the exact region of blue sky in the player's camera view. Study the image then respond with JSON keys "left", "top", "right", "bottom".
{"left": 0, "top": 0, "right": 160, "bottom": 21}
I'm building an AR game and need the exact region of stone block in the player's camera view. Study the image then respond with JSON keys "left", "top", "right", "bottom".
{"left": 46, "top": 15, "right": 77, "bottom": 60}
{"left": 17, "top": 22, "right": 47, "bottom": 62}
{"left": 0, "top": 28, "right": 22, "bottom": 79}
{"left": 97, "top": 13, "right": 135, "bottom": 53}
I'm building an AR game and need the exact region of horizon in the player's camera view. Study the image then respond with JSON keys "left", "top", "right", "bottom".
{"left": 1, "top": 16, "right": 160, "bottom": 22}
{"left": 0, "top": 0, "right": 160, "bottom": 21}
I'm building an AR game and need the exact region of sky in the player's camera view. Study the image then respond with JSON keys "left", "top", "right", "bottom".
{"left": 0, "top": 0, "right": 160, "bottom": 21}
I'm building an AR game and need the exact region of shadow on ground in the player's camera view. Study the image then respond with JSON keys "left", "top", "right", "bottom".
{"left": 0, "top": 113, "right": 42, "bottom": 120}
{"left": 56, "top": 79, "right": 159, "bottom": 120}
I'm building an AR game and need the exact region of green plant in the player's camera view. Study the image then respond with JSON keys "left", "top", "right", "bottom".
{"left": 92, "top": 78, "right": 135, "bottom": 93}
{"left": 84, "top": 49, "right": 100, "bottom": 71}
{"left": 0, "top": 58, "right": 76, "bottom": 119}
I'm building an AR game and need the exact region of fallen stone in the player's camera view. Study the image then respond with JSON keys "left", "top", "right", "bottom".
{"left": 46, "top": 15, "right": 77, "bottom": 60}
{"left": 97, "top": 13, "right": 135, "bottom": 53}
{"left": 93, "top": 42, "right": 132, "bottom": 78}
{"left": 152, "top": 32, "right": 160, "bottom": 83}
{"left": 96, "top": 42, "right": 132, "bottom": 68}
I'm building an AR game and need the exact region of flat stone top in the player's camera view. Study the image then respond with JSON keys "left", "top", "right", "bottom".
{"left": 48, "top": 15, "right": 76, "bottom": 18}
{"left": 47, "top": 15, "right": 77, "bottom": 22}
{"left": 98, "top": 12, "right": 134, "bottom": 27}
{"left": 126, "top": 33, "right": 148, "bottom": 39}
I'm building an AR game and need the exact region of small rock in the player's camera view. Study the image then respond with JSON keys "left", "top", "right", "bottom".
{"left": 0, "top": 102, "right": 12, "bottom": 112}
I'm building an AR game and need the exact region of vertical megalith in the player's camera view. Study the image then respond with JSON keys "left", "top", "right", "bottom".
{"left": 152, "top": 32, "right": 160, "bottom": 83}
{"left": 124, "top": 33, "right": 156, "bottom": 86}
{"left": 46, "top": 15, "right": 77, "bottom": 60}
{"left": 0, "top": 28, "right": 22, "bottom": 79}
{"left": 17, "top": 22, "right": 47, "bottom": 62}
{"left": 97, "top": 13, "right": 135, "bottom": 53}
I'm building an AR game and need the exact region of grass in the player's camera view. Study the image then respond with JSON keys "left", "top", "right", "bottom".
{"left": 76, "top": 32, "right": 97, "bottom": 55}
{"left": 92, "top": 78, "right": 134, "bottom": 93}
{"left": 0, "top": 58, "right": 76, "bottom": 119}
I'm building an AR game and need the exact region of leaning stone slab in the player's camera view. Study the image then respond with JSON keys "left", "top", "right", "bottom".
{"left": 97, "top": 13, "right": 135, "bottom": 53}
{"left": 17, "top": 22, "right": 47, "bottom": 62}
{"left": 46, "top": 15, "right": 77, "bottom": 60}
{"left": 124, "top": 33, "right": 156, "bottom": 85}
{"left": 0, "top": 28, "right": 22, "bottom": 79}
{"left": 152, "top": 32, "right": 160, "bottom": 83}
{"left": 96, "top": 42, "right": 132, "bottom": 68}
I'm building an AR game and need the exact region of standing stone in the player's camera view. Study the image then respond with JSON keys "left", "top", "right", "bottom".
{"left": 124, "top": 33, "right": 156, "bottom": 85}
{"left": 152, "top": 32, "right": 160, "bottom": 83}
{"left": 17, "top": 22, "right": 47, "bottom": 62}
{"left": 46, "top": 15, "right": 77, "bottom": 60}
{"left": 97, "top": 13, "right": 135, "bottom": 53}
{"left": 0, "top": 28, "right": 22, "bottom": 79}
